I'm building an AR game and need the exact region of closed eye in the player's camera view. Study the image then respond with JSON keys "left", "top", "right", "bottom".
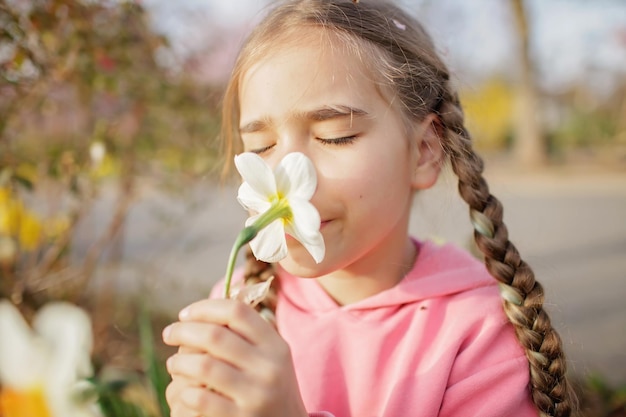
{"left": 317, "top": 136, "right": 357, "bottom": 146}
{"left": 248, "top": 144, "right": 275, "bottom": 154}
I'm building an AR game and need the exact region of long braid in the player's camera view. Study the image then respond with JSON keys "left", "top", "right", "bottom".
{"left": 437, "top": 88, "right": 576, "bottom": 417}
{"left": 242, "top": 248, "right": 279, "bottom": 326}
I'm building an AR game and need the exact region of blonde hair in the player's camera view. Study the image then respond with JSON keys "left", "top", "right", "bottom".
{"left": 221, "top": 1, "right": 577, "bottom": 415}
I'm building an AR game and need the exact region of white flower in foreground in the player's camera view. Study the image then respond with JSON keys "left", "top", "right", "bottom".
{"left": 0, "top": 300, "right": 97, "bottom": 417}
{"left": 222, "top": 152, "right": 325, "bottom": 298}
{"left": 235, "top": 151, "right": 325, "bottom": 264}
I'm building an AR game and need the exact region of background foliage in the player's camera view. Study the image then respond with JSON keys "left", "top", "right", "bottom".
{"left": 0, "top": 1, "right": 223, "bottom": 415}
{"left": 1, "top": 0, "right": 223, "bottom": 306}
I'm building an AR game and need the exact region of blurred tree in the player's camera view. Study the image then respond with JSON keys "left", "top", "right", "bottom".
{"left": 0, "top": 0, "right": 222, "bottom": 320}
{"left": 510, "top": 0, "right": 547, "bottom": 166}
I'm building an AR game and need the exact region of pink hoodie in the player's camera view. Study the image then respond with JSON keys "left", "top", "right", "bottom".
{"left": 214, "top": 240, "right": 539, "bottom": 417}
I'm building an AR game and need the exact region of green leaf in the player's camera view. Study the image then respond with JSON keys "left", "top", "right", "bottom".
{"left": 92, "top": 378, "right": 150, "bottom": 417}
{"left": 12, "top": 174, "right": 34, "bottom": 190}
{"left": 139, "top": 304, "right": 170, "bottom": 417}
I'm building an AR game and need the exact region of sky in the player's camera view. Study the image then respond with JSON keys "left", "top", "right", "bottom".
{"left": 419, "top": 0, "right": 626, "bottom": 94}
{"left": 142, "top": 0, "right": 626, "bottom": 95}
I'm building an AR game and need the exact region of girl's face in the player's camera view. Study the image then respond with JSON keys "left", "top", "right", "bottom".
{"left": 238, "top": 30, "right": 440, "bottom": 281}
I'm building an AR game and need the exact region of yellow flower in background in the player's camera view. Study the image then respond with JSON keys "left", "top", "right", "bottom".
{"left": 18, "top": 210, "right": 43, "bottom": 251}
{"left": 0, "top": 186, "right": 48, "bottom": 251}
{"left": 0, "top": 187, "right": 17, "bottom": 236}
{"left": 460, "top": 78, "right": 514, "bottom": 150}
{"left": 90, "top": 154, "right": 118, "bottom": 179}
{"left": 0, "top": 301, "right": 98, "bottom": 417}
{"left": 0, "top": 187, "right": 9, "bottom": 204}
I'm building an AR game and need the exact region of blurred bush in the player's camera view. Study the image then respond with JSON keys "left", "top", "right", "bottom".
{"left": 575, "top": 374, "right": 626, "bottom": 417}
{"left": 0, "top": 1, "right": 227, "bottom": 414}
{"left": 461, "top": 76, "right": 626, "bottom": 163}
{"left": 0, "top": 0, "right": 224, "bottom": 308}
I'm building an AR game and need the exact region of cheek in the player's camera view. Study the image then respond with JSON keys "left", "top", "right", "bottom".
{"left": 320, "top": 152, "right": 411, "bottom": 193}
{"left": 317, "top": 166, "right": 407, "bottom": 209}
{"left": 315, "top": 158, "right": 371, "bottom": 197}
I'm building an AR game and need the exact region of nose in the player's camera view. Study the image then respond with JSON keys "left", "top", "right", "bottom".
{"left": 267, "top": 129, "right": 323, "bottom": 201}
{"left": 267, "top": 129, "right": 311, "bottom": 168}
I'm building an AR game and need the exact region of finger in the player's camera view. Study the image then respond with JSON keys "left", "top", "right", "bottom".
{"left": 178, "top": 345, "right": 200, "bottom": 354}
{"left": 169, "top": 404, "right": 200, "bottom": 417}
{"left": 166, "top": 377, "right": 207, "bottom": 417}
{"left": 163, "top": 321, "right": 258, "bottom": 368}
{"left": 162, "top": 323, "right": 201, "bottom": 354}
{"left": 166, "top": 353, "right": 243, "bottom": 399}
{"left": 166, "top": 376, "right": 195, "bottom": 403}
{"left": 180, "top": 386, "right": 237, "bottom": 417}
{"left": 178, "top": 298, "right": 275, "bottom": 345}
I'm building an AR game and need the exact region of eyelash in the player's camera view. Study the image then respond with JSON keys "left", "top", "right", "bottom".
{"left": 248, "top": 135, "right": 357, "bottom": 154}
{"left": 250, "top": 144, "right": 275, "bottom": 154}
{"left": 317, "top": 135, "right": 357, "bottom": 146}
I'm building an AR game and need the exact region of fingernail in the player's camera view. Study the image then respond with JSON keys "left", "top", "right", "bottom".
{"left": 179, "top": 307, "right": 190, "bottom": 319}
{"left": 162, "top": 325, "right": 172, "bottom": 341}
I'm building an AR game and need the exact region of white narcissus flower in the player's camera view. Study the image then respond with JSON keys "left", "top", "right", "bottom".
{"left": 235, "top": 152, "right": 325, "bottom": 264}
{"left": 0, "top": 300, "right": 98, "bottom": 417}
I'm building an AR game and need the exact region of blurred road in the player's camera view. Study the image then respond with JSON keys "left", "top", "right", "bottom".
{"left": 80, "top": 166, "right": 626, "bottom": 384}
{"left": 411, "top": 167, "right": 626, "bottom": 385}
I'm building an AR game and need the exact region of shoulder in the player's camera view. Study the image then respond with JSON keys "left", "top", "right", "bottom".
{"left": 410, "top": 240, "right": 526, "bottom": 369}
{"left": 420, "top": 245, "right": 534, "bottom": 415}
{"left": 401, "top": 239, "right": 499, "bottom": 303}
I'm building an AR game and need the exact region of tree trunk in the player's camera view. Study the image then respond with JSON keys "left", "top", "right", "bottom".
{"left": 511, "top": 0, "right": 547, "bottom": 166}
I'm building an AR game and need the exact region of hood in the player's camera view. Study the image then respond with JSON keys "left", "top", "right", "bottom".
{"left": 278, "top": 239, "right": 496, "bottom": 313}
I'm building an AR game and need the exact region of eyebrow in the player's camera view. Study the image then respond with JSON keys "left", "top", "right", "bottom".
{"left": 305, "top": 105, "right": 369, "bottom": 121}
{"left": 239, "top": 105, "right": 369, "bottom": 134}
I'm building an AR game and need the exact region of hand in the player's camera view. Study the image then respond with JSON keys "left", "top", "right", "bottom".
{"left": 162, "top": 298, "right": 309, "bottom": 417}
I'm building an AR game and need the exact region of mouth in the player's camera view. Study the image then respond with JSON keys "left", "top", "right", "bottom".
{"left": 320, "top": 220, "right": 331, "bottom": 229}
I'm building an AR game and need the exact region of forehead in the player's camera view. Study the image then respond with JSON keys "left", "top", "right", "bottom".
{"left": 238, "top": 27, "right": 393, "bottom": 121}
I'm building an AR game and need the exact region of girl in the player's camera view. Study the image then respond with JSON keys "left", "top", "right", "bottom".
{"left": 162, "top": 1, "right": 577, "bottom": 416}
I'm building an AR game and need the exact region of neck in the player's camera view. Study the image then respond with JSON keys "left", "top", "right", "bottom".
{"left": 316, "top": 236, "right": 417, "bottom": 306}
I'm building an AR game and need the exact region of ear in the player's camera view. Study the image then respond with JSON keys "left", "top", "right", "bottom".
{"left": 410, "top": 113, "right": 444, "bottom": 190}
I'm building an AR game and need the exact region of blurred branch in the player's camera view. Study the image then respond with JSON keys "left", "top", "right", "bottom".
{"left": 82, "top": 161, "right": 134, "bottom": 282}
{"left": 510, "top": 0, "right": 547, "bottom": 166}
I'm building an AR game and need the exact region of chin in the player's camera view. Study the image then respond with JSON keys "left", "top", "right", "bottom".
{"left": 278, "top": 253, "right": 325, "bottom": 279}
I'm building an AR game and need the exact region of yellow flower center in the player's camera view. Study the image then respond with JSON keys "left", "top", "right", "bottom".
{"left": 0, "top": 386, "right": 52, "bottom": 417}
{"left": 268, "top": 195, "right": 292, "bottom": 224}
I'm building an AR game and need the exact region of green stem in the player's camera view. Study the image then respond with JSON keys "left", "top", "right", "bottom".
{"left": 223, "top": 225, "right": 257, "bottom": 298}
{"left": 223, "top": 199, "right": 291, "bottom": 298}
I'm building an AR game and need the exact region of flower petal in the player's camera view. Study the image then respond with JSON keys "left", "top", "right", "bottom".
{"left": 274, "top": 152, "right": 317, "bottom": 200}
{"left": 234, "top": 152, "right": 276, "bottom": 198}
{"left": 247, "top": 216, "right": 288, "bottom": 263}
{"left": 0, "top": 301, "right": 47, "bottom": 389}
{"left": 231, "top": 276, "right": 275, "bottom": 308}
{"left": 284, "top": 198, "right": 325, "bottom": 263}
{"left": 36, "top": 303, "right": 96, "bottom": 417}
{"left": 33, "top": 302, "right": 93, "bottom": 382}
{"left": 237, "top": 182, "right": 271, "bottom": 213}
